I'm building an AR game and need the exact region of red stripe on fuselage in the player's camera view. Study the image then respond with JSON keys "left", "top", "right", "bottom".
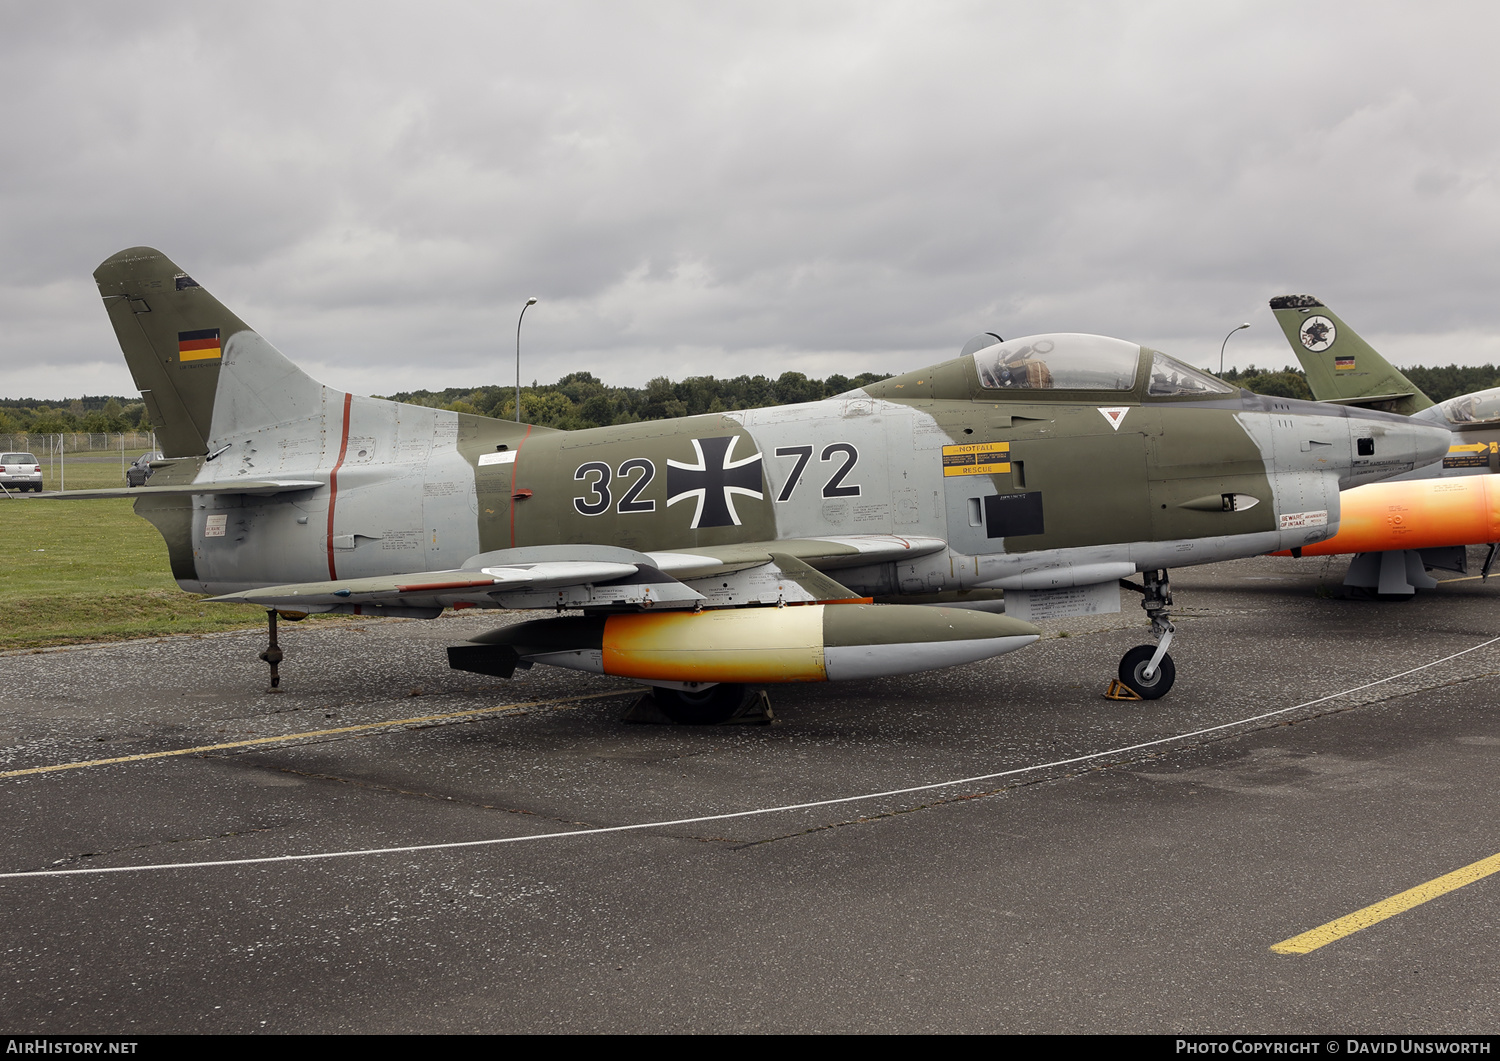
{"left": 326, "top": 392, "right": 354, "bottom": 579}
{"left": 509, "top": 424, "right": 532, "bottom": 548}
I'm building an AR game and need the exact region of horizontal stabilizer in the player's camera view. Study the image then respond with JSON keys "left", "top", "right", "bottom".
{"left": 1314, "top": 393, "right": 1417, "bottom": 407}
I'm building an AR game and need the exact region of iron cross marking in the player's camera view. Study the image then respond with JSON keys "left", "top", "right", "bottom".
{"left": 666, "top": 436, "right": 765, "bottom": 528}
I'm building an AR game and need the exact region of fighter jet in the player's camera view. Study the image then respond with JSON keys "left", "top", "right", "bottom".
{"left": 54, "top": 249, "right": 1448, "bottom": 717}
{"left": 1270, "top": 295, "right": 1500, "bottom": 594}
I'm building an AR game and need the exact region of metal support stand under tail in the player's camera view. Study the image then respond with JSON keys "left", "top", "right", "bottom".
{"left": 260, "top": 609, "right": 283, "bottom": 692}
{"left": 1114, "top": 569, "right": 1176, "bottom": 700}
{"left": 1484, "top": 544, "right": 1499, "bottom": 581}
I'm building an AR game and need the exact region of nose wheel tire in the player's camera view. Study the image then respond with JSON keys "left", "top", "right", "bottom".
{"left": 652, "top": 683, "right": 752, "bottom": 725}
{"left": 1118, "top": 644, "right": 1175, "bottom": 700}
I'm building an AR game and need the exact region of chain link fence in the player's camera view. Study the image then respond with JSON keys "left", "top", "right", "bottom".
{"left": 0, "top": 432, "right": 159, "bottom": 493}
{"left": 0, "top": 432, "right": 156, "bottom": 455}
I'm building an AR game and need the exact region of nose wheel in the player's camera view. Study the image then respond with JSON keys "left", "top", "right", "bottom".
{"left": 1117, "top": 644, "right": 1175, "bottom": 699}
{"left": 1113, "top": 569, "right": 1176, "bottom": 700}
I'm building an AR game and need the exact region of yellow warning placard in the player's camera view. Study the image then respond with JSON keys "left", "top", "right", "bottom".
{"left": 942, "top": 441, "right": 1010, "bottom": 477}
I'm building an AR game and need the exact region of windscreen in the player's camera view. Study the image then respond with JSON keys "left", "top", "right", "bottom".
{"left": 1145, "top": 351, "right": 1239, "bottom": 398}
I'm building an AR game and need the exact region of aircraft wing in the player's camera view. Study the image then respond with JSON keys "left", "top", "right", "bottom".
{"left": 36, "top": 480, "right": 324, "bottom": 499}
{"left": 207, "top": 559, "right": 664, "bottom": 609}
{"left": 205, "top": 538, "right": 909, "bottom": 614}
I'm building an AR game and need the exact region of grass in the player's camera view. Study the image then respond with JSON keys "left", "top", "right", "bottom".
{"left": 1, "top": 453, "right": 341, "bottom": 649}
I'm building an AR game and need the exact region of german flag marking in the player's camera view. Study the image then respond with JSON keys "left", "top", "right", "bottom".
{"left": 1335, "top": 356, "right": 1356, "bottom": 370}
{"left": 178, "top": 327, "right": 222, "bottom": 362}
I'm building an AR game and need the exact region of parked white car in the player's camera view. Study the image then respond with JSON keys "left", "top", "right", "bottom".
{"left": 0, "top": 453, "right": 43, "bottom": 492}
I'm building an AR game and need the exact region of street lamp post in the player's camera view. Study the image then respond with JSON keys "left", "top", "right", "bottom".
{"left": 1220, "top": 322, "right": 1250, "bottom": 377}
{"left": 516, "top": 297, "right": 538, "bottom": 423}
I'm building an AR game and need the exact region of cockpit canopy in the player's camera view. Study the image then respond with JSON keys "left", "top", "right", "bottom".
{"left": 861, "top": 331, "right": 1242, "bottom": 404}
{"left": 967, "top": 333, "right": 1236, "bottom": 398}
{"left": 972, "top": 334, "right": 1139, "bottom": 391}
{"left": 1418, "top": 387, "right": 1500, "bottom": 427}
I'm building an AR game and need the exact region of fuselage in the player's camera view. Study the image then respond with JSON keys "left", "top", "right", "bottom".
{"left": 136, "top": 334, "right": 1451, "bottom": 603}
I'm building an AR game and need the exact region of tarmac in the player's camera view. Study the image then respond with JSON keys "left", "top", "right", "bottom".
{"left": 2, "top": 550, "right": 1498, "bottom": 1033}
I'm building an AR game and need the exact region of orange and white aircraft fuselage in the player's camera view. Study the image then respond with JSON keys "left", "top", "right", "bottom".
{"left": 1275, "top": 474, "right": 1500, "bottom": 558}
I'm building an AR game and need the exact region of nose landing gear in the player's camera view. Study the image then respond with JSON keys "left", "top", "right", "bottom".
{"left": 1112, "top": 569, "right": 1176, "bottom": 700}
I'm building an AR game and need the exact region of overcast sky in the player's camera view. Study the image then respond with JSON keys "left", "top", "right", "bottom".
{"left": 5, "top": 1, "right": 1500, "bottom": 401}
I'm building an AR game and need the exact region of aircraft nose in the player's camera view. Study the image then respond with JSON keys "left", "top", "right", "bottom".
{"left": 1413, "top": 420, "right": 1455, "bottom": 468}
{"left": 1344, "top": 408, "right": 1453, "bottom": 486}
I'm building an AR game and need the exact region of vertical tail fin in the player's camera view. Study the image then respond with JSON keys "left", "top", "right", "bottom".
{"left": 94, "top": 247, "right": 330, "bottom": 457}
{"left": 1269, "top": 295, "right": 1433, "bottom": 415}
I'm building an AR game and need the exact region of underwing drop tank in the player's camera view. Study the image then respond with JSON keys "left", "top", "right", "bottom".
{"left": 449, "top": 603, "right": 1040, "bottom": 686}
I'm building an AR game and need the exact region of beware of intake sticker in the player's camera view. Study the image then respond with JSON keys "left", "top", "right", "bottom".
{"left": 1278, "top": 510, "right": 1328, "bottom": 530}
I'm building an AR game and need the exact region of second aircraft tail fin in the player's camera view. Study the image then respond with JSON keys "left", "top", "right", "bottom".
{"left": 1269, "top": 295, "right": 1433, "bottom": 415}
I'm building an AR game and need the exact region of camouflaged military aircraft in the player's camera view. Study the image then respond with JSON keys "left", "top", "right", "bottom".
{"left": 55, "top": 248, "right": 1450, "bottom": 719}
{"left": 1270, "top": 295, "right": 1500, "bottom": 593}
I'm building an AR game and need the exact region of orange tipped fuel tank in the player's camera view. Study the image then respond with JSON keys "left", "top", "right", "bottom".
{"left": 450, "top": 603, "right": 1042, "bottom": 685}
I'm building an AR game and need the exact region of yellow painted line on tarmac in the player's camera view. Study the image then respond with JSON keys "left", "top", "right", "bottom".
{"left": 1271, "top": 850, "right": 1500, "bottom": 954}
{"left": 0, "top": 690, "right": 633, "bottom": 780}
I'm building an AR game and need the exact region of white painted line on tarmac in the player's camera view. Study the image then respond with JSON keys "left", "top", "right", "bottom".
{"left": 3, "top": 635, "right": 1497, "bottom": 880}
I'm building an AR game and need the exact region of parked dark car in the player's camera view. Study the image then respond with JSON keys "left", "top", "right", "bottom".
{"left": 0, "top": 452, "right": 43, "bottom": 492}
{"left": 126, "top": 451, "right": 162, "bottom": 488}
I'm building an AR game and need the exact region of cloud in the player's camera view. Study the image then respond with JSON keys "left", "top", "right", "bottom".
{"left": 5, "top": 1, "right": 1500, "bottom": 399}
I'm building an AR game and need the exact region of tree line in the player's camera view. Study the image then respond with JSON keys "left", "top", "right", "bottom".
{"left": 0, "top": 396, "right": 148, "bottom": 436}
{"left": 378, "top": 370, "right": 896, "bottom": 430}
{"left": 1217, "top": 364, "right": 1500, "bottom": 404}
{"left": 5, "top": 363, "right": 1499, "bottom": 434}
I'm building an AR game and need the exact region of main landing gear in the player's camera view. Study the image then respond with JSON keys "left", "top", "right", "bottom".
{"left": 636, "top": 683, "right": 775, "bottom": 725}
{"left": 1112, "top": 569, "right": 1176, "bottom": 700}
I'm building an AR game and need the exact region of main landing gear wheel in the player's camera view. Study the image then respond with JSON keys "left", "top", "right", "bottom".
{"left": 1118, "top": 644, "right": 1175, "bottom": 700}
{"left": 652, "top": 683, "right": 753, "bottom": 725}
